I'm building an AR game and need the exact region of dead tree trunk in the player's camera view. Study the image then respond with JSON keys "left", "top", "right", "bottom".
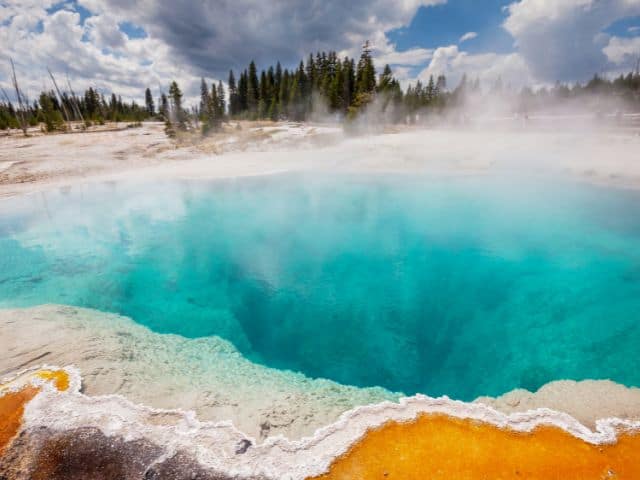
{"left": 66, "top": 75, "right": 85, "bottom": 127}
{"left": 10, "top": 59, "right": 29, "bottom": 136}
{"left": 47, "top": 67, "right": 72, "bottom": 131}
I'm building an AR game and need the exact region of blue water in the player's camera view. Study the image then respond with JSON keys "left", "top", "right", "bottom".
{"left": 1, "top": 174, "right": 639, "bottom": 400}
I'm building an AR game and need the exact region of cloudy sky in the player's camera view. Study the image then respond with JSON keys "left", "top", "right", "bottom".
{"left": 1, "top": 0, "right": 640, "bottom": 104}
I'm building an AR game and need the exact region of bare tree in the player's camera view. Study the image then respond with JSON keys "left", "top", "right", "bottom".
{"left": 10, "top": 59, "right": 29, "bottom": 136}
{"left": 47, "top": 67, "right": 72, "bottom": 131}
{"left": 66, "top": 74, "right": 85, "bottom": 126}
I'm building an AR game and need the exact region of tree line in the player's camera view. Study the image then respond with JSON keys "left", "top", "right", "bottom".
{"left": 152, "top": 41, "right": 640, "bottom": 136}
{"left": 3, "top": 42, "right": 640, "bottom": 134}
{"left": 224, "top": 42, "right": 391, "bottom": 121}
{"left": 0, "top": 84, "right": 155, "bottom": 132}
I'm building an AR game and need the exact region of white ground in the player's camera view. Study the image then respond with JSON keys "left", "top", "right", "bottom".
{"left": 1, "top": 121, "right": 640, "bottom": 198}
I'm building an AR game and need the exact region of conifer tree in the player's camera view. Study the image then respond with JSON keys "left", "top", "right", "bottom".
{"left": 259, "top": 70, "right": 269, "bottom": 118}
{"left": 145, "top": 87, "right": 155, "bottom": 116}
{"left": 329, "top": 61, "right": 343, "bottom": 111}
{"left": 200, "top": 78, "right": 210, "bottom": 122}
{"left": 228, "top": 70, "right": 238, "bottom": 116}
{"left": 38, "top": 92, "right": 64, "bottom": 132}
{"left": 356, "top": 41, "right": 376, "bottom": 96}
{"left": 159, "top": 93, "right": 169, "bottom": 120}
{"left": 343, "top": 58, "right": 356, "bottom": 110}
{"left": 378, "top": 65, "right": 394, "bottom": 92}
{"left": 268, "top": 94, "right": 279, "bottom": 121}
{"left": 110, "top": 93, "right": 118, "bottom": 121}
{"left": 238, "top": 70, "right": 248, "bottom": 113}
{"left": 217, "top": 81, "right": 226, "bottom": 118}
{"left": 426, "top": 75, "right": 435, "bottom": 102}
{"left": 279, "top": 69, "right": 290, "bottom": 117}
{"left": 275, "top": 62, "right": 283, "bottom": 98}
{"left": 307, "top": 54, "right": 316, "bottom": 91}
{"left": 247, "top": 61, "right": 259, "bottom": 116}
{"left": 209, "top": 84, "right": 220, "bottom": 131}
{"left": 168, "top": 80, "right": 185, "bottom": 129}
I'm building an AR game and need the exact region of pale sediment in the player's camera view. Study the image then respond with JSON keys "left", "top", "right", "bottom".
{"left": 3, "top": 304, "right": 640, "bottom": 443}
{"left": 0, "top": 304, "right": 397, "bottom": 440}
{"left": 2, "top": 123, "right": 640, "bottom": 198}
{"left": 476, "top": 379, "right": 640, "bottom": 429}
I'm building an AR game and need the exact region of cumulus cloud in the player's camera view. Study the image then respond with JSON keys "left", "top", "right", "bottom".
{"left": 603, "top": 35, "right": 640, "bottom": 66}
{"left": 0, "top": 0, "right": 444, "bottom": 104}
{"left": 416, "top": 45, "right": 532, "bottom": 90}
{"left": 503, "top": 0, "right": 640, "bottom": 82}
{"left": 77, "top": 0, "right": 444, "bottom": 75}
{"left": 85, "top": 14, "right": 127, "bottom": 50}
{"left": 0, "top": 3, "right": 198, "bottom": 105}
{"left": 459, "top": 32, "right": 478, "bottom": 43}
{"left": 3, "top": 0, "right": 640, "bottom": 106}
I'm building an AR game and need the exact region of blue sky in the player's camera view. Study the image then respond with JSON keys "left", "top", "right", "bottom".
{"left": 389, "top": 1, "right": 515, "bottom": 55}
{"left": 2, "top": 0, "right": 640, "bottom": 103}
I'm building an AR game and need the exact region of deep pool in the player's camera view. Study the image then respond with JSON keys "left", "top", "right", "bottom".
{"left": 1, "top": 173, "right": 639, "bottom": 399}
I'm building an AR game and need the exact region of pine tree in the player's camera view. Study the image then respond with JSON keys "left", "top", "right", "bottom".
{"left": 259, "top": 70, "right": 269, "bottom": 118}
{"left": 306, "top": 54, "right": 317, "bottom": 91}
{"left": 279, "top": 69, "right": 290, "bottom": 117}
{"left": 159, "top": 93, "right": 169, "bottom": 120}
{"left": 168, "top": 80, "right": 185, "bottom": 129}
{"left": 329, "top": 61, "right": 343, "bottom": 111}
{"left": 343, "top": 57, "right": 356, "bottom": 111}
{"left": 238, "top": 70, "right": 248, "bottom": 113}
{"left": 247, "top": 61, "right": 259, "bottom": 116}
{"left": 288, "top": 72, "right": 301, "bottom": 120}
{"left": 228, "top": 70, "right": 238, "bottom": 117}
{"left": 356, "top": 41, "right": 376, "bottom": 96}
{"left": 110, "top": 93, "right": 118, "bottom": 121}
{"left": 217, "top": 81, "right": 226, "bottom": 119}
{"left": 38, "top": 92, "right": 64, "bottom": 132}
{"left": 200, "top": 78, "right": 210, "bottom": 122}
{"left": 268, "top": 95, "right": 279, "bottom": 121}
{"left": 207, "top": 84, "right": 220, "bottom": 132}
{"left": 275, "top": 62, "right": 282, "bottom": 100}
{"left": 145, "top": 87, "right": 155, "bottom": 116}
{"left": 378, "top": 65, "right": 394, "bottom": 93}
{"left": 426, "top": 75, "right": 435, "bottom": 102}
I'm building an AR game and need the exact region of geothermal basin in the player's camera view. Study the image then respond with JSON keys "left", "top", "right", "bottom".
{"left": 1, "top": 126, "right": 640, "bottom": 479}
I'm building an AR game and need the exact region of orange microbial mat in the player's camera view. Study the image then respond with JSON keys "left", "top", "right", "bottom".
{"left": 0, "top": 369, "right": 70, "bottom": 453}
{"left": 312, "top": 413, "right": 640, "bottom": 480}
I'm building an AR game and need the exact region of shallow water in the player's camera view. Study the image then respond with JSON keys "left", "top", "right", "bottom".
{"left": 1, "top": 173, "right": 639, "bottom": 399}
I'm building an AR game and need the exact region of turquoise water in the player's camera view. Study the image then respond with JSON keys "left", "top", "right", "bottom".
{"left": 1, "top": 174, "right": 639, "bottom": 399}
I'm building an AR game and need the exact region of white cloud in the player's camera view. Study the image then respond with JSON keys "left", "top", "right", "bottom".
{"left": 503, "top": 0, "right": 640, "bottom": 82}
{"left": 459, "top": 32, "right": 478, "bottom": 43}
{"left": 416, "top": 45, "right": 533, "bottom": 90}
{"left": 0, "top": 5, "right": 196, "bottom": 105}
{"left": 1, "top": 0, "right": 446, "bottom": 105}
{"left": 3, "top": 0, "right": 640, "bottom": 107}
{"left": 603, "top": 35, "right": 640, "bottom": 65}
{"left": 77, "top": 0, "right": 445, "bottom": 75}
{"left": 374, "top": 47, "right": 433, "bottom": 67}
{"left": 85, "top": 14, "right": 127, "bottom": 50}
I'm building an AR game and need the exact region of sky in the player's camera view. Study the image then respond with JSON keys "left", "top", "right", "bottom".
{"left": 1, "top": 0, "right": 640, "bottom": 104}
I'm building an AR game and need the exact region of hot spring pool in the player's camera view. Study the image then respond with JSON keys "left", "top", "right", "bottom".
{"left": 1, "top": 174, "right": 639, "bottom": 400}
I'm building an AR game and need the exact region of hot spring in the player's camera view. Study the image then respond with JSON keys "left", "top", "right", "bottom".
{"left": 1, "top": 173, "right": 639, "bottom": 400}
